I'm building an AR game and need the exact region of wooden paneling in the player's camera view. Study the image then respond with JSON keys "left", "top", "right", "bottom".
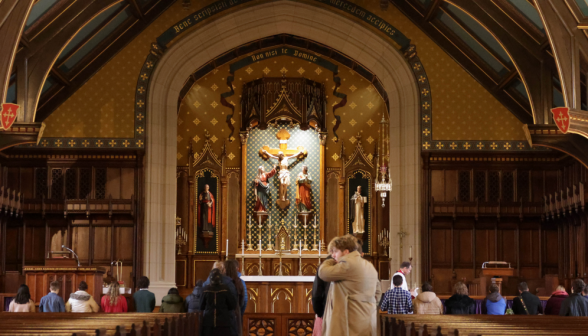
{"left": 445, "top": 170, "right": 457, "bottom": 201}
{"left": 520, "top": 229, "right": 539, "bottom": 266}
{"left": 120, "top": 168, "right": 134, "bottom": 199}
{"left": 106, "top": 168, "right": 121, "bottom": 199}
{"left": 24, "top": 225, "right": 45, "bottom": 264}
{"left": 431, "top": 229, "right": 451, "bottom": 266}
{"left": 20, "top": 168, "right": 34, "bottom": 199}
{"left": 72, "top": 226, "right": 89, "bottom": 261}
{"left": 498, "top": 229, "right": 517, "bottom": 266}
{"left": 93, "top": 226, "right": 111, "bottom": 262}
{"left": 431, "top": 170, "right": 445, "bottom": 201}
{"left": 475, "top": 229, "right": 496, "bottom": 266}
{"left": 114, "top": 226, "right": 133, "bottom": 261}
{"left": 454, "top": 229, "right": 472, "bottom": 266}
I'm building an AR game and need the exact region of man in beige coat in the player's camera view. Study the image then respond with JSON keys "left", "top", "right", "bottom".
{"left": 319, "top": 234, "right": 381, "bottom": 336}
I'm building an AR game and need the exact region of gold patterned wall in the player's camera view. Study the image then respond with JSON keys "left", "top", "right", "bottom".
{"left": 177, "top": 54, "right": 386, "bottom": 167}
{"left": 43, "top": 0, "right": 526, "bottom": 141}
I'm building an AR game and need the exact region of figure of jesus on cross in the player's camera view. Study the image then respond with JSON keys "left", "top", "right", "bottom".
{"left": 259, "top": 128, "right": 307, "bottom": 209}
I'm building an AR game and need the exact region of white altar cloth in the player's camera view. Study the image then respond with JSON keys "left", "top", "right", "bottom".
{"left": 241, "top": 275, "right": 315, "bottom": 282}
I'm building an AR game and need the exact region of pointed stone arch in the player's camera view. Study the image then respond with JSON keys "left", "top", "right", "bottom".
{"left": 144, "top": 0, "right": 421, "bottom": 300}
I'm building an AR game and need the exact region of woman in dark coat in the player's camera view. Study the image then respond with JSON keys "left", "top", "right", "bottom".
{"left": 201, "top": 269, "right": 237, "bottom": 336}
{"left": 445, "top": 282, "right": 476, "bottom": 315}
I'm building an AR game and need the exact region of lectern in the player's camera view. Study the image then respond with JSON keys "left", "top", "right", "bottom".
{"left": 24, "top": 265, "right": 105, "bottom": 305}
{"left": 481, "top": 261, "right": 514, "bottom": 294}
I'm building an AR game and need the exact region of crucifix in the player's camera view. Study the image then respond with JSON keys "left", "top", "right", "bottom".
{"left": 259, "top": 128, "right": 307, "bottom": 209}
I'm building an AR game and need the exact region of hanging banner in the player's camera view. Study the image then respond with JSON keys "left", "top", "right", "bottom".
{"left": 0, "top": 103, "right": 19, "bottom": 130}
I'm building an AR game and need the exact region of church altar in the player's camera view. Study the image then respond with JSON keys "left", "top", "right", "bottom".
{"left": 175, "top": 64, "right": 393, "bottom": 296}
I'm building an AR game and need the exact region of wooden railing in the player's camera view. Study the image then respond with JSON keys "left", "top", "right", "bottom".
{"left": 21, "top": 195, "right": 135, "bottom": 217}
{"left": 0, "top": 186, "right": 23, "bottom": 217}
{"left": 543, "top": 182, "right": 586, "bottom": 219}
{"left": 380, "top": 314, "right": 588, "bottom": 336}
{"left": 430, "top": 197, "right": 544, "bottom": 220}
{"left": 0, "top": 312, "right": 199, "bottom": 336}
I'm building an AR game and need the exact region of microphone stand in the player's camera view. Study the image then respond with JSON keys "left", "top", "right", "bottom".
{"left": 62, "top": 245, "right": 81, "bottom": 267}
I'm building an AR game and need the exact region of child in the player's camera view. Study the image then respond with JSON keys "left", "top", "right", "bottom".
{"left": 66, "top": 281, "right": 100, "bottom": 312}
{"left": 133, "top": 276, "right": 156, "bottom": 312}
{"left": 380, "top": 275, "right": 413, "bottom": 314}
{"left": 101, "top": 282, "right": 128, "bottom": 313}
{"left": 159, "top": 288, "right": 185, "bottom": 312}
{"left": 39, "top": 281, "right": 65, "bottom": 312}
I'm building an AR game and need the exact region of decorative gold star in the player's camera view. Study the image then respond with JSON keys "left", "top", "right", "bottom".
{"left": 55, "top": 140, "right": 62, "bottom": 147}
{"left": 450, "top": 142, "right": 457, "bottom": 150}
{"left": 109, "top": 140, "right": 117, "bottom": 147}
{"left": 136, "top": 140, "right": 144, "bottom": 147}
{"left": 464, "top": 142, "right": 471, "bottom": 150}
{"left": 137, "top": 127, "right": 144, "bottom": 134}
{"left": 490, "top": 142, "right": 498, "bottom": 150}
{"left": 422, "top": 142, "right": 430, "bottom": 149}
{"left": 504, "top": 142, "right": 511, "bottom": 150}
{"left": 96, "top": 140, "right": 103, "bottom": 147}
{"left": 477, "top": 142, "right": 484, "bottom": 149}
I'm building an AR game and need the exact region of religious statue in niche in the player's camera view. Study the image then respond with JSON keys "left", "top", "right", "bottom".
{"left": 198, "top": 184, "right": 215, "bottom": 233}
{"left": 295, "top": 165, "right": 313, "bottom": 212}
{"left": 350, "top": 186, "right": 367, "bottom": 234}
{"left": 253, "top": 165, "right": 278, "bottom": 212}
{"left": 259, "top": 128, "right": 307, "bottom": 209}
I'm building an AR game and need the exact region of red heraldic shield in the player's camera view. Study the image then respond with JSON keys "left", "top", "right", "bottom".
{"left": 551, "top": 107, "right": 570, "bottom": 133}
{"left": 0, "top": 103, "right": 19, "bottom": 130}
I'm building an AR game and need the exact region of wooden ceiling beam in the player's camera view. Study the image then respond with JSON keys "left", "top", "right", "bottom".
{"left": 425, "top": 0, "right": 443, "bottom": 22}
{"left": 35, "top": 0, "right": 173, "bottom": 122}
{"left": 449, "top": 0, "right": 554, "bottom": 124}
{"left": 15, "top": 0, "right": 122, "bottom": 123}
{"left": 127, "top": 0, "right": 145, "bottom": 21}
{"left": 0, "top": 0, "right": 34, "bottom": 115}
{"left": 524, "top": 124, "right": 588, "bottom": 168}
{"left": 390, "top": 0, "right": 534, "bottom": 124}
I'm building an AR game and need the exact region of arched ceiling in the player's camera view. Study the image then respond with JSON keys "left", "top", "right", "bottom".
{"left": 5, "top": 0, "right": 173, "bottom": 122}
{"left": 389, "top": 0, "right": 561, "bottom": 125}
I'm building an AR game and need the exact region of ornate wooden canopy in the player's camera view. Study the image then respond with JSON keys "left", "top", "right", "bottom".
{"left": 240, "top": 77, "right": 327, "bottom": 132}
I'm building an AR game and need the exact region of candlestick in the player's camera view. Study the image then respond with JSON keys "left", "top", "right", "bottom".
{"left": 318, "top": 240, "right": 322, "bottom": 266}
{"left": 302, "top": 221, "right": 309, "bottom": 251}
{"left": 378, "top": 229, "right": 390, "bottom": 258}
{"left": 311, "top": 216, "right": 318, "bottom": 251}
{"left": 266, "top": 217, "right": 274, "bottom": 251}
{"left": 277, "top": 246, "right": 284, "bottom": 276}
{"left": 241, "top": 240, "right": 245, "bottom": 276}
{"left": 259, "top": 240, "right": 262, "bottom": 256}
{"left": 246, "top": 215, "right": 253, "bottom": 251}
{"left": 298, "top": 240, "right": 303, "bottom": 276}
{"left": 226, "top": 239, "right": 229, "bottom": 258}
{"left": 257, "top": 223, "right": 263, "bottom": 252}
{"left": 292, "top": 219, "right": 299, "bottom": 252}
{"left": 242, "top": 240, "right": 244, "bottom": 255}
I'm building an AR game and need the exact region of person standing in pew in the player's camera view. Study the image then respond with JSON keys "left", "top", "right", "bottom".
{"left": 159, "top": 288, "right": 185, "bottom": 312}
{"left": 319, "top": 234, "right": 380, "bottom": 336}
{"left": 560, "top": 279, "right": 588, "bottom": 316}
{"left": 444, "top": 282, "right": 476, "bottom": 315}
{"left": 200, "top": 268, "right": 237, "bottom": 336}
{"left": 39, "top": 281, "right": 65, "bottom": 312}
{"left": 512, "top": 282, "right": 543, "bottom": 315}
{"left": 101, "top": 282, "right": 128, "bottom": 313}
{"left": 380, "top": 275, "right": 413, "bottom": 314}
{"left": 66, "top": 281, "right": 100, "bottom": 313}
{"left": 133, "top": 276, "right": 156, "bottom": 312}
{"left": 544, "top": 285, "right": 568, "bottom": 315}
{"left": 481, "top": 284, "right": 506, "bottom": 315}
{"left": 8, "top": 284, "right": 35, "bottom": 312}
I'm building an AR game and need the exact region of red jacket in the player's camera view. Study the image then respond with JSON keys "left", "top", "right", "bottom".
{"left": 100, "top": 295, "right": 128, "bottom": 313}
{"left": 544, "top": 291, "right": 568, "bottom": 315}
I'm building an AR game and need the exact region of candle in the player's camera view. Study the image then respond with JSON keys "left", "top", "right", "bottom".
{"left": 299, "top": 240, "right": 302, "bottom": 256}
{"left": 226, "top": 239, "right": 229, "bottom": 257}
{"left": 242, "top": 239, "right": 244, "bottom": 255}
{"left": 259, "top": 240, "right": 262, "bottom": 256}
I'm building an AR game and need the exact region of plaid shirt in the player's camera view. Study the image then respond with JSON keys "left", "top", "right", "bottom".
{"left": 381, "top": 287, "right": 413, "bottom": 314}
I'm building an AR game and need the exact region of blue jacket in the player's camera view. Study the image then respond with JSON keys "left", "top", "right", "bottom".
{"left": 39, "top": 292, "right": 65, "bottom": 312}
{"left": 482, "top": 292, "right": 506, "bottom": 315}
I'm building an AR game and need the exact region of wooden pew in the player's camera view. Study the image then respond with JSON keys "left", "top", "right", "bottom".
{"left": 0, "top": 312, "right": 200, "bottom": 336}
{"left": 381, "top": 314, "right": 588, "bottom": 336}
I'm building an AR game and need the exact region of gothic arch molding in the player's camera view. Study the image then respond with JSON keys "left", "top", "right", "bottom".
{"left": 143, "top": 0, "right": 421, "bottom": 299}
